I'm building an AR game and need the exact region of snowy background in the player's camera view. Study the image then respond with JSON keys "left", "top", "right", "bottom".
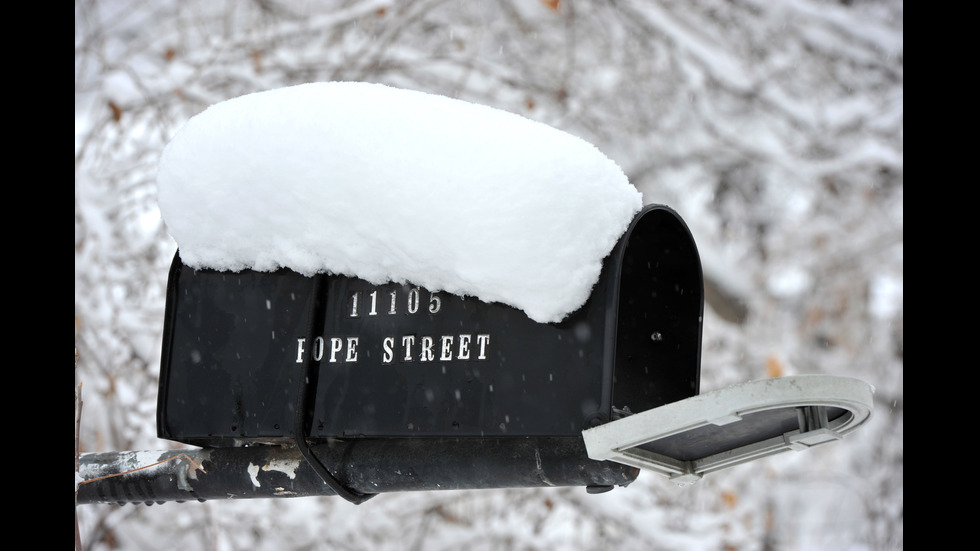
{"left": 74, "top": 1, "right": 903, "bottom": 550}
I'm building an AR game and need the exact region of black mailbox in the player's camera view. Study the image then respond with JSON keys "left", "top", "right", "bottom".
{"left": 77, "top": 202, "right": 873, "bottom": 506}
{"left": 157, "top": 204, "right": 703, "bottom": 447}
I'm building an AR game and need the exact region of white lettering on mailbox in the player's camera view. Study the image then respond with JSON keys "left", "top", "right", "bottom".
{"left": 297, "top": 333, "right": 490, "bottom": 364}
{"left": 296, "top": 285, "right": 489, "bottom": 365}
{"left": 349, "top": 287, "right": 442, "bottom": 317}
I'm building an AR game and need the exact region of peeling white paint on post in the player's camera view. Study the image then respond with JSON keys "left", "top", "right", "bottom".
{"left": 248, "top": 463, "right": 262, "bottom": 487}
{"left": 248, "top": 458, "right": 303, "bottom": 487}
{"left": 262, "top": 458, "right": 301, "bottom": 479}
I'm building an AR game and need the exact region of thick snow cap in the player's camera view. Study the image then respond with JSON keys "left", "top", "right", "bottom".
{"left": 157, "top": 82, "right": 642, "bottom": 322}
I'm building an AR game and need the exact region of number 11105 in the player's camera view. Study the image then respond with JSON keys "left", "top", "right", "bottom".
{"left": 349, "top": 287, "right": 442, "bottom": 317}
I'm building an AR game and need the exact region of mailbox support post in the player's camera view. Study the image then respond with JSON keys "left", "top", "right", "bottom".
{"left": 77, "top": 438, "right": 639, "bottom": 506}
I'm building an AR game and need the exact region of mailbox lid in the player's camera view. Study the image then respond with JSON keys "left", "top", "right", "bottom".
{"left": 582, "top": 375, "right": 875, "bottom": 483}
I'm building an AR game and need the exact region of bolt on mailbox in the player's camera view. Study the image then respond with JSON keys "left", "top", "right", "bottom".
{"left": 157, "top": 204, "right": 703, "bottom": 447}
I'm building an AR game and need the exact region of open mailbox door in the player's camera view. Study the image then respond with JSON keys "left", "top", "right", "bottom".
{"left": 582, "top": 375, "right": 873, "bottom": 484}
{"left": 78, "top": 204, "right": 873, "bottom": 506}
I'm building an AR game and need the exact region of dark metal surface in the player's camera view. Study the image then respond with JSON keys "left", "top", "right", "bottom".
{"left": 157, "top": 204, "right": 704, "bottom": 447}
